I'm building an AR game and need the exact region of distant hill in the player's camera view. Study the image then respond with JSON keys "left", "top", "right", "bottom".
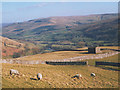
{"left": 0, "top": 23, "right": 12, "bottom": 28}
{"left": 2, "top": 13, "right": 119, "bottom": 52}
{"left": 2, "top": 23, "right": 12, "bottom": 27}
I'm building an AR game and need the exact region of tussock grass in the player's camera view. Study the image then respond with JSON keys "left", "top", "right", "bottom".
{"left": 2, "top": 63, "right": 119, "bottom": 88}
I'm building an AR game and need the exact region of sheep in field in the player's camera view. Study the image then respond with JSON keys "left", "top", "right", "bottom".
{"left": 72, "top": 74, "right": 82, "bottom": 79}
{"left": 91, "top": 73, "right": 95, "bottom": 77}
{"left": 37, "top": 73, "right": 42, "bottom": 80}
{"left": 10, "top": 69, "right": 19, "bottom": 76}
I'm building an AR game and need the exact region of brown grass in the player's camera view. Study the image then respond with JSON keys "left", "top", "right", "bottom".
{"left": 16, "top": 50, "right": 93, "bottom": 61}
{"left": 2, "top": 46, "right": 119, "bottom": 88}
{"left": 2, "top": 63, "right": 119, "bottom": 88}
{"left": 16, "top": 46, "right": 119, "bottom": 61}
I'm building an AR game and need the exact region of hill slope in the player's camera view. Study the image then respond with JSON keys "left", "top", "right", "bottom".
{"left": 0, "top": 36, "right": 25, "bottom": 58}
{"left": 2, "top": 13, "right": 118, "bottom": 51}
{"left": 1, "top": 36, "right": 42, "bottom": 58}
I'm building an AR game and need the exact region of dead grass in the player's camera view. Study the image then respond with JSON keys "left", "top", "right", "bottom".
{"left": 16, "top": 50, "right": 93, "bottom": 61}
{"left": 16, "top": 46, "right": 118, "bottom": 61}
{"left": 83, "top": 53, "right": 119, "bottom": 66}
{"left": 2, "top": 63, "right": 119, "bottom": 88}
{"left": 2, "top": 46, "right": 119, "bottom": 88}
{"left": 99, "top": 46, "right": 119, "bottom": 50}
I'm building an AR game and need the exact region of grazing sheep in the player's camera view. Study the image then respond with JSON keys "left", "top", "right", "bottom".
{"left": 73, "top": 74, "right": 82, "bottom": 79}
{"left": 10, "top": 69, "right": 19, "bottom": 76}
{"left": 37, "top": 73, "right": 42, "bottom": 80}
{"left": 91, "top": 73, "right": 95, "bottom": 77}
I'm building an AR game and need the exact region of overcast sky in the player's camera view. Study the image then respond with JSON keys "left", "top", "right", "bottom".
{"left": 2, "top": 2, "right": 118, "bottom": 23}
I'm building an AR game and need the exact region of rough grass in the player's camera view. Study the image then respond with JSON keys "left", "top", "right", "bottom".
{"left": 83, "top": 53, "right": 119, "bottom": 66}
{"left": 83, "top": 53, "right": 120, "bottom": 71}
{"left": 2, "top": 63, "right": 119, "bottom": 88}
{"left": 99, "top": 46, "right": 119, "bottom": 50}
{"left": 2, "top": 46, "right": 119, "bottom": 88}
{"left": 16, "top": 46, "right": 119, "bottom": 61}
{"left": 16, "top": 50, "right": 92, "bottom": 61}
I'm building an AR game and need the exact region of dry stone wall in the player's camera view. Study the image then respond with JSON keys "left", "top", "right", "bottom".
{"left": 1, "top": 51, "right": 119, "bottom": 64}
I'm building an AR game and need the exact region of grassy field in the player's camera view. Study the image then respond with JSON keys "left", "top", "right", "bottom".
{"left": 83, "top": 53, "right": 120, "bottom": 71}
{"left": 83, "top": 53, "right": 119, "bottom": 66}
{"left": 16, "top": 46, "right": 119, "bottom": 61}
{"left": 16, "top": 50, "right": 91, "bottom": 61}
{"left": 99, "top": 46, "right": 119, "bottom": 50}
{"left": 2, "top": 63, "right": 119, "bottom": 88}
{"left": 2, "top": 46, "right": 119, "bottom": 88}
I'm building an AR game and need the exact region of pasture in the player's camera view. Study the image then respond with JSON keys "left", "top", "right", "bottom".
{"left": 16, "top": 46, "right": 119, "bottom": 61}
{"left": 2, "top": 63, "right": 119, "bottom": 88}
{"left": 16, "top": 50, "right": 91, "bottom": 61}
{"left": 2, "top": 46, "right": 119, "bottom": 88}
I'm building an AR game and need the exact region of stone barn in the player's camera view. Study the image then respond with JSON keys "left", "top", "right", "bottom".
{"left": 88, "top": 47, "right": 101, "bottom": 54}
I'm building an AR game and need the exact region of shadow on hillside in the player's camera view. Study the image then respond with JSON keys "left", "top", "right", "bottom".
{"left": 30, "top": 78, "right": 37, "bottom": 80}
{"left": 95, "top": 66, "right": 120, "bottom": 71}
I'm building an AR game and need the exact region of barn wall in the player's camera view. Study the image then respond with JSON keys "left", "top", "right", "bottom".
{"left": 88, "top": 47, "right": 95, "bottom": 53}
{"left": 88, "top": 47, "right": 101, "bottom": 54}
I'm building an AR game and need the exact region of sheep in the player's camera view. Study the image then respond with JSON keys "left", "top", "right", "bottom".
{"left": 72, "top": 74, "right": 82, "bottom": 79}
{"left": 10, "top": 69, "right": 19, "bottom": 76}
{"left": 91, "top": 73, "right": 95, "bottom": 77}
{"left": 37, "top": 73, "right": 42, "bottom": 80}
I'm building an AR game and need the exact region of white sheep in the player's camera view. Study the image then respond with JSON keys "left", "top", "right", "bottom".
{"left": 73, "top": 74, "right": 82, "bottom": 79}
{"left": 91, "top": 73, "right": 95, "bottom": 77}
{"left": 10, "top": 69, "right": 19, "bottom": 76}
{"left": 37, "top": 73, "right": 42, "bottom": 80}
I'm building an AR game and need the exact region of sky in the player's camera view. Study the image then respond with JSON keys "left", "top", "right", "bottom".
{"left": 2, "top": 2, "right": 118, "bottom": 23}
